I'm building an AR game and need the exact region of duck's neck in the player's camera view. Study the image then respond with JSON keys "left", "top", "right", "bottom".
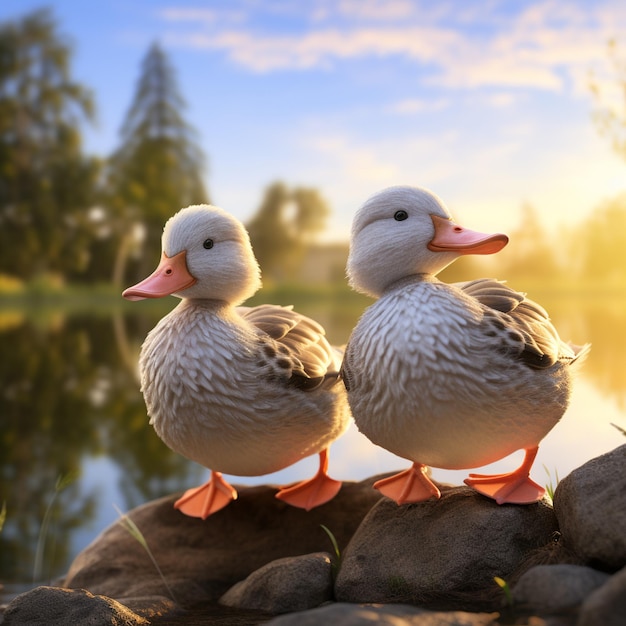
{"left": 384, "top": 272, "right": 439, "bottom": 295}
{"left": 176, "top": 297, "right": 232, "bottom": 315}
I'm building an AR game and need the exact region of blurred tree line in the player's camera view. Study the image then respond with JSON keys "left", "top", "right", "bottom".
{"left": 1, "top": 8, "right": 626, "bottom": 289}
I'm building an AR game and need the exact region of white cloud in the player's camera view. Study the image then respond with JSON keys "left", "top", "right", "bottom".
{"left": 335, "top": 0, "right": 417, "bottom": 21}
{"left": 169, "top": 26, "right": 458, "bottom": 72}
{"left": 483, "top": 92, "right": 517, "bottom": 108}
{"left": 160, "top": 0, "right": 626, "bottom": 92}
{"left": 387, "top": 97, "right": 450, "bottom": 114}
{"left": 159, "top": 6, "right": 247, "bottom": 25}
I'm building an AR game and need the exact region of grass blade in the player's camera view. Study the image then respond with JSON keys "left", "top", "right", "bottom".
{"left": 543, "top": 465, "right": 559, "bottom": 504}
{"left": 113, "top": 504, "right": 177, "bottom": 603}
{"left": 611, "top": 422, "right": 626, "bottom": 437}
{"left": 494, "top": 576, "right": 513, "bottom": 606}
{"left": 320, "top": 524, "right": 340, "bottom": 562}
{"left": 33, "top": 471, "right": 78, "bottom": 583}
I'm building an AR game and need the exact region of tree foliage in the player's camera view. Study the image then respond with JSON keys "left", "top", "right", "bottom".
{"left": 246, "top": 181, "right": 331, "bottom": 281}
{"left": 577, "top": 193, "right": 626, "bottom": 284}
{"left": 498, "top": 203, "right": 559, "bottom": 281}
{"left": 590, "top": 39, "right": 626, "bottom": 160}
{"left": 0, "top": 8, "right": 99, "bottom": 280}
{"left": 105, "top": 42, "right": 208, "bottom": 282}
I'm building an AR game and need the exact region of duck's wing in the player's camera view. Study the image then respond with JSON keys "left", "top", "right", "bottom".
{"left": 237, "top": 304, "right": 340, "bottom": 390}
{"left": 456, "top": 278, "right": 581, "bottom": 369}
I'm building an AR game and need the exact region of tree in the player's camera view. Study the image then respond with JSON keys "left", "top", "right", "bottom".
{"left": 0, "top": 8, "right": 99, "bottom": 280}
{"left": 105, "top": 42, "right": 209, "bottom": 284}
{"left": 498, "top": 203, "right": 559, "bottom": 282}
{"left": 590, "top": 39, "right": 626, "bottom": 160}
{"left": 577, "top": 193, "right": 626, "bottom": 285}
{"left": 246, "top": 182, "right": 331, "bottom": 281}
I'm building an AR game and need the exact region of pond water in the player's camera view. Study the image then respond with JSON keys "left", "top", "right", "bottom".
{"left": 1, "top": 289, "right": 625, "bottom": 602}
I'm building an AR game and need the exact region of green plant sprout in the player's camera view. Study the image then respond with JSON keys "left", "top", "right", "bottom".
{"left": 33, "top": 471, "right": 78, "bottom": 582}
{"left": 494, "top": 576, "right": 513, "bottom": 607}
{"left": 113, "top": 504, "right": 177, "bottom": 603}
{"left": 0, "top": 501, "right": 6, "bottom": 533}
{"left": 611, "top": 422, "right": 626, "bottom": 437}
{"left": 320, "top": 524, "right": 341, "bottom": 579}
{"left": 543, "top": 465, "right": 560, "bottom": 504}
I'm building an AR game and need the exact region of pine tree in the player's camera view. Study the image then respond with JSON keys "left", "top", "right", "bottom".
{"left": 106, "top": 42, "right": 209, "bottom": 283}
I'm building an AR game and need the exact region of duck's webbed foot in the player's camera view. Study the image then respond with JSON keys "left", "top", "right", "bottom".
{"left": 374, "top": 462, "right": 441, "bottom": 504}
{"left": 275, "top": 449, "right": 342, "bottom": 510}
{"left": 174, "top": 471, "right": 238, "bottom": 519}
{"left": 464, "top": 446, "right": 545, "bottom": 504}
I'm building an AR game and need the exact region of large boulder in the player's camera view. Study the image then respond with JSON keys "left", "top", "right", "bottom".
{"left": 334, "top": 485, "right": 558, "bottom": 611}
{"left": 62, "top": 478, "right": 382, "bottom": 609}
{"left": 553, "top": 443, "right": 626, "bottom": 571}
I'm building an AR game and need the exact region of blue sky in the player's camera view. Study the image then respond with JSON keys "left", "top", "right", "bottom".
{"left": 3, "top": 0, "right": 626, "bottom": 240}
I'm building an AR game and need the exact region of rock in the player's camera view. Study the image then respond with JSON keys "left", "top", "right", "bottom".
{"left": 220, "top": 552, "right": 334, "bottom": 614}
{"left": 62, "top": 478, "right": 382, "bottom": 609}
{"left": 267, "top": 602, "right": 500, "bottom": 625}
{"left": 577, "top": 565, "right": 626, "bottom": 626}
{"left": 11, "top": 450, "right": 626, "bottom": 625}
{"left": 553, "top": 444, "right": 626, "bottom": 570}
{"left": 1, "top": 586, "right": 148, "bottom": 626}
{"left": 335, "top": 485, "right": 559, "bottom": 611}
{"left": 511, "top": 564, "right": 609, "bottom": 614}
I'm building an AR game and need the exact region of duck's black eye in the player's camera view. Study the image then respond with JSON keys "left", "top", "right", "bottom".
{"left": 394, "top": 210, "right": 408, "bottom": 221}
{"left": 203, "top": 238, "right": 214, "bottom": 249}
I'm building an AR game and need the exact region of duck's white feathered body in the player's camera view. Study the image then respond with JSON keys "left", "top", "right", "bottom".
{"left": 344, "top": 276, "right": 579, "bottom": 471}
{"left": 141, "top": 300, "right": 347, "bottom": 476}
{"left": 342, "top": 185, "right": 589, "bottom": 505}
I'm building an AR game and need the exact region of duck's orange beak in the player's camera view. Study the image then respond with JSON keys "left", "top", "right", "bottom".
{"left": 122, "top": 250, "right": 197, "bottom": 301}
{"left": 427, "top": 214, "right": 509, "bottom": 255}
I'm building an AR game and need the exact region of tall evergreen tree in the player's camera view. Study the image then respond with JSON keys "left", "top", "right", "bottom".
{"left": 106, "top": 42, "right": 208, "bottom": 283}
{"left": 0, "top": 8, "right": 99, "bottom": 280}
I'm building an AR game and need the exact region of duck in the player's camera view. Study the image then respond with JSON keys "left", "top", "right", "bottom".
{"left": 341, "top": 185, "right": 589, "bottom": 505}
{"left": 123, "top": 204, "right": 351, "bottom": 519}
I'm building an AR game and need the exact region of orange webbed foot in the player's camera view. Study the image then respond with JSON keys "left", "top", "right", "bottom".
{"left": 374, "top": 462, "right": 441, "bottom": 504}
{"left": 174, "top": 471, "right": 238, "bottom": 519}
{"left": 275, "top": 449, "right": 342, "bottom": 511}
{"left": 464, "top": 446, "right": 545, "bottom": 505}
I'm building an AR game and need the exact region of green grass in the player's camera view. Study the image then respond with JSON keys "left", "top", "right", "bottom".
{"left": 0, "top": 501, "right": 6, "bottom": 534}
{"left": 320, "top": 524, "right": 341, "bottom": 579}
{"left": 33, "top": 472, "right": 78, "bottom": 583}
{"left": 114, "top": 504, "right": 177, "bottom": 603}
{"left": 494, "top": 576, "right": 513, "bottom": 607}
{"left": 543, "top": 465, "right": 559, "bottom": 505}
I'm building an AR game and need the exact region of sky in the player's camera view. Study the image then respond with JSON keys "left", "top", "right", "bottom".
{"left": 2, "top": 0, "right": 626, "bottom": 241}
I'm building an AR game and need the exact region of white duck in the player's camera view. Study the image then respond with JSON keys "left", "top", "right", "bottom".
{"left": 123, "top": 205, "right": 350, "bottom": 518}
{"left": 341, "top": 186, "right": 589, "bottom": 505}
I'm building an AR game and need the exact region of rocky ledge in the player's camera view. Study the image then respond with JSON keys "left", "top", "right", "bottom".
{"left": 2, "top": 444, "right": 625, "bottom": 625}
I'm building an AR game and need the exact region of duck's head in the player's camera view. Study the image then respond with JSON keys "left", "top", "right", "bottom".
{"left": 347, "top": 186, "right": 508, "bottom": 298}
{"left": 123, "top": 205, "right": 262, "bottom": 304}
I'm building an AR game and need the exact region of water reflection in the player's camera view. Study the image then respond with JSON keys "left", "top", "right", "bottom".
{"left": 0, "top": 291, "right": 625, "bottom": 597}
